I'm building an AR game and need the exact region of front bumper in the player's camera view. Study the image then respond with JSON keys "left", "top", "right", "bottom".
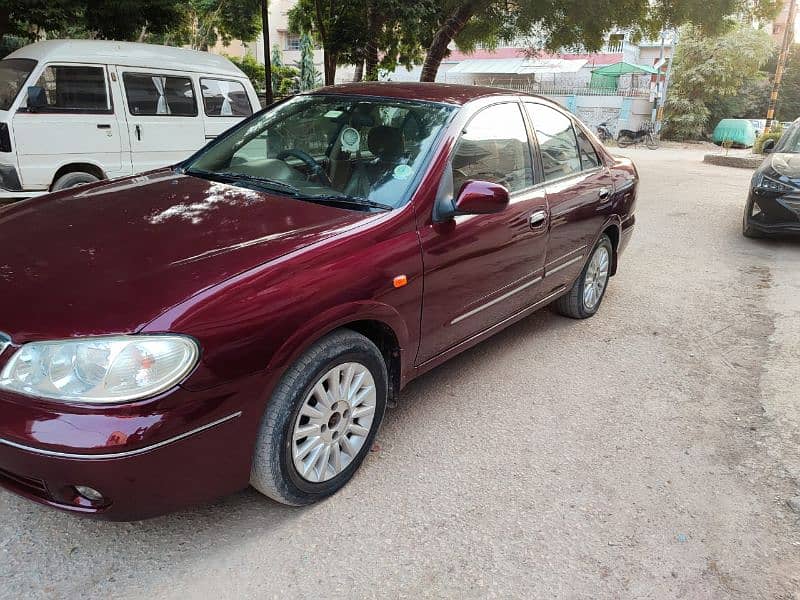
{"left": 745, "top": 189, "right": 800, "bottom": 235}
{"left": 0, "top": 372, "right": 270, "bottom": 520}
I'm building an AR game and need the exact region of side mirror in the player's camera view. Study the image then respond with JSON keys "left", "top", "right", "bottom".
{"left": 762, "top": 138, "right": 776, "bottom": 154}
{"left": 26, "top": 85, "right": 46, "bottom": 110}
{"left": 453, "top": 180, "right": 510, "bottom": 216}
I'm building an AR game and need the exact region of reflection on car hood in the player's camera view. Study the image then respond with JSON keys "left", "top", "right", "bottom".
{"left": 0, "top": 169, "right": 376, "bottom": 342}
{"left": 771, "top": 153, "right": 800, "bottom": 180}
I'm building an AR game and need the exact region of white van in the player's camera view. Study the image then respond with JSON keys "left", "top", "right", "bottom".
{"left": 0, "top": 40, "right": 261, "bottom": 198}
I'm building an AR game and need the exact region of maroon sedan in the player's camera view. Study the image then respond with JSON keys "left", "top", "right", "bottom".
{"left": 0, "top": 83, "right": 637, "bottom": 519}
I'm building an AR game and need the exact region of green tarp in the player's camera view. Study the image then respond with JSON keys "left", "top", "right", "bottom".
{"left": 589, "top": 61, "right": 658, "bottom": 90}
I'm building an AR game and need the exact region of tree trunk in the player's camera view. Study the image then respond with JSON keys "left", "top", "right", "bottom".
{"left": 365, "top": 1, "right": 383, "bottom": 81}
{"left": 353, "top": 60, "right": 364, "bottom": 82}
{"left": 420, "top": 2, "right": 479, "bottom": 82}
{"left": 324, "top": 51, "right": 337, "bottom": 86}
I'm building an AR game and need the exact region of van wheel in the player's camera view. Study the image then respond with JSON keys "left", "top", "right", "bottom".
{"left": 250, "top": 329, "right": 387, "bottom": 506}
{"left": 52, "top": 171, "right": 100, "bottom": 191}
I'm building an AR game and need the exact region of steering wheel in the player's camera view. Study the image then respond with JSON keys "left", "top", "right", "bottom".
{"left": 276, "top": 149, "right": 332, "bottom": 187}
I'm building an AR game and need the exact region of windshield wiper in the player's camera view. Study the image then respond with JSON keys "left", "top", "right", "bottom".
{"left": 302, "top": 193, "right": 393, "bottom": 212}
{"left": 185, "top": 168, "right": 301, "bottom": 196}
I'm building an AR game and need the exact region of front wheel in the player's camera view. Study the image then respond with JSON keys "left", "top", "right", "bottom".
{"left": 646, "top": 134, "right": 660, "bottom": 150}
{"left": 554, "top": 235, "right": 613, "bottom": 319}
{"left": 250, "top": 329, "right": 387, "bottom": 506}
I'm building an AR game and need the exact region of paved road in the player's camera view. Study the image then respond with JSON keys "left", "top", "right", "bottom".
{"left": 2, "top": 147, "right": 800, "bottom": 599}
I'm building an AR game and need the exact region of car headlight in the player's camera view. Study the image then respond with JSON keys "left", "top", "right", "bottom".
{"left": 0, "top": 335, "right": 199, "bottom": 403}
{"left": 753, "top": 171, "right": 794, "bottom": 193}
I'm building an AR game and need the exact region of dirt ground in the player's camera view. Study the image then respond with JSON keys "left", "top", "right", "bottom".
{"left": 1, "top": 146, "right": 799, "bottom": 599}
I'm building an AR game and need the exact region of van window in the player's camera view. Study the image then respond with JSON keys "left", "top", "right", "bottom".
{"left": 31, "top": 65, "right": 110, "bottom": 112}
{"left": 0, "top": 58, "right": 37, "bottom": 110}
{"left": 200, "top": 78, "right": 252, "bottom": 117}
{"left": 123, "top": 73, "right": 197, "bottom": 117}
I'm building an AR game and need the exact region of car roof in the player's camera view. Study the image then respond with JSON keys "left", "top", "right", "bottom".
{"left": 309, "top": 82, "right": 547, "bottom": 106}
{"left": 5, "top": 40, "right": 246, "bottom": 78}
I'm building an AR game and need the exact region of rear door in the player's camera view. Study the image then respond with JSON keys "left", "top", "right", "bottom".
{"left": 118, "top": 67, "right": 206, "bottom": 173}
{"left": 198, "top": 77, "right": 255, "bottom": 141}
{"left": 523, "top": 102, "right": 614, "bottom": 289}
{"left": 416, "top": 101, "right": 549, "bottom": 364}
{"left": 12, "top": 63, "right": 123, "bottom": 189}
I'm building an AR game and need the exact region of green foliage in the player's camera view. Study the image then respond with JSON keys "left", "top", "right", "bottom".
{"left": 297, "top": 33, "right": 321, "bottom": 90}
{"left": 271, "top": 44, "right": 284, "bottom": 68}
{"left": 754, "top": 125, "right": 783, "bottom": 154}
{"left": 157, "top": 0, "right": 262, "bottom": 50}
{"left": 0, "top": 0, "right": 184, "bottom": 45}
{"left": 776, "top": 44, "right": 800, "bottom": 122}
{"left": 663, "top": 24, "right": 775, "bottom": 140}
{"left": 226, "top": 54, "right": 266, "bottom": 91}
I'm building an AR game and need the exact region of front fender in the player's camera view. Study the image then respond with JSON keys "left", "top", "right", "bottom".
{"left": 265, "top": 300, "right": 412, "bottom": 381}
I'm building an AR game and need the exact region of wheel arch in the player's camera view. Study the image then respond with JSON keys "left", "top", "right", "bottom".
{"left": 600, "top": 218, "right": 622, "bottom": 276}
{"left": 265, "top": 302, "right": 411, "bottom": 404}
{"left": 50, "top": 162, "right": 107, "bottom": 190}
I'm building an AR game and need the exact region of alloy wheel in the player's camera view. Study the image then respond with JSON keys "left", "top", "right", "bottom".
{"left": 291, "top": 362, "right": 377, "bottom": 483}
{"left": 583, "top": 245, "right": 610, "bottom": 310}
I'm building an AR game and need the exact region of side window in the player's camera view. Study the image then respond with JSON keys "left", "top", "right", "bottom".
{"left": 452, "top": 103, "right": 533, "bottom": 194}
{"left": 575, "top": 127, "right": 601, "bottom": 169}
{"left": 200, "top": 78, "right": 252, "bottom": 117}
{"left": 30, "top": 65, "right": 109, "bottom": 112}
{"left": 123, "top": 73, "right": 197, "bottom": 116}
{"left": 525, "top": 103, "right": 582, "bottom": 181}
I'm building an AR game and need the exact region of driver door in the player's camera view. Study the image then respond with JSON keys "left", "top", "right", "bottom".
{"left": 416, "top": 101, "right": 550, "bottom": 364}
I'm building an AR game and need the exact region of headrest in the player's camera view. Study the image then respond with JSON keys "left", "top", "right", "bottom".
{"left": 350, "top": 105, "right": 375, "bottom": 128}
{"left": 368, "top": 126, "right": 404, "bottom": 161}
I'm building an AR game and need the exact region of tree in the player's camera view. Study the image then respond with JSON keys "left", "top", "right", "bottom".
{"left": 0, "top": 0, "right": 184, "bottom": 44}
{"left": 776, "top": 44, "right": 800, "bottom": 121}
{"left": 288, "top": 0, "right": 439, "bottom": 84}
{"left": 297, "top": 32, "right": 321, "bottom": 90}
{"left": 288, "top": 0, "right": 365, "bottom": 85}
{"left": 160, "top": 0, "right": 262, "bottom": 50}
{"left": 418, "top": 0, "right": 782, "bottom": 82}
{"left": 663, "top": 24, "right": 775, "bottom": 139}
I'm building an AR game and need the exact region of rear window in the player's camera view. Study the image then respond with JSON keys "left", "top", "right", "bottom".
{"left": 200, "top": 78, "right": 252, "bottom": 117}
{"left": 123, "top": 73, "right": 197, "bottom": 117}
{"left": 31, "top": 65, "right": 110, "bottom": 112}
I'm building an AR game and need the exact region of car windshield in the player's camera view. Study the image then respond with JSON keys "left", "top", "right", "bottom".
{"left": 0, "top": 58, "right": 36, "bottom": 111}
{"left": 774, "top": 122, "right": 800, "bottom": 153}
{"left": 185, "top": 94, "right": 455, "bottom": 209}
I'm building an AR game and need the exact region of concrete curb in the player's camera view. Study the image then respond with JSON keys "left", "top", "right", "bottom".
{"left": 703, "top": 154, "right": 764, "bottom": 169}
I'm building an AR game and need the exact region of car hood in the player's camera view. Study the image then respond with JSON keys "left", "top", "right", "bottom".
{"left": 769, "top": 152, "right": 800, "bottom": 183}
{"left": 0, "top": 170, "right": 376, "bottom": 342}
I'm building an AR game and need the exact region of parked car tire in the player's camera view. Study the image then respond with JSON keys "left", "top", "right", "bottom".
{"left": 52, "top": 171, "right": 100, "bottom": 191}
{"left": 554, "top": 234, "right": 613, "bottom": 319}
{"left": 250, "top": 329, "right": 388, "bottom": 506}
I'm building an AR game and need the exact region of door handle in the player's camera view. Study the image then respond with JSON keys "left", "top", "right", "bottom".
{"left": 599, "top": 187, "right": 611, "bottom": 200}
{"left": 96, "top": 123, "right": 111, "bottom": 129}
{"left": 135, "top": 124, "right": 142, "bottom": 141}
{"left": 529, "top": 210, "right": 547, "bottom": 228}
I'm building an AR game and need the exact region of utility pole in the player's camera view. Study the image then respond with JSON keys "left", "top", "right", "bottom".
{"left": 262, "top": 0, "right": 274, "bottom": 105}
{"left": 765, "top": 0, "right": 797, "bottom": 133}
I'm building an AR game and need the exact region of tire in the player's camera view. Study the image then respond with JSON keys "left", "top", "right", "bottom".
{"left": 250, "top": 329, "right": 388, "bottom": 506}
{"left": 554, "top": 234, "right": 613, "bottom": 319}
{"left": 617, "top": 135, "right": 634, "bottom": 148}
{"left": 52, "top": 171, "right": 100, "bottom": 191}
{"left": 646, "top": 135, "right": 660, "bottom": 150}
